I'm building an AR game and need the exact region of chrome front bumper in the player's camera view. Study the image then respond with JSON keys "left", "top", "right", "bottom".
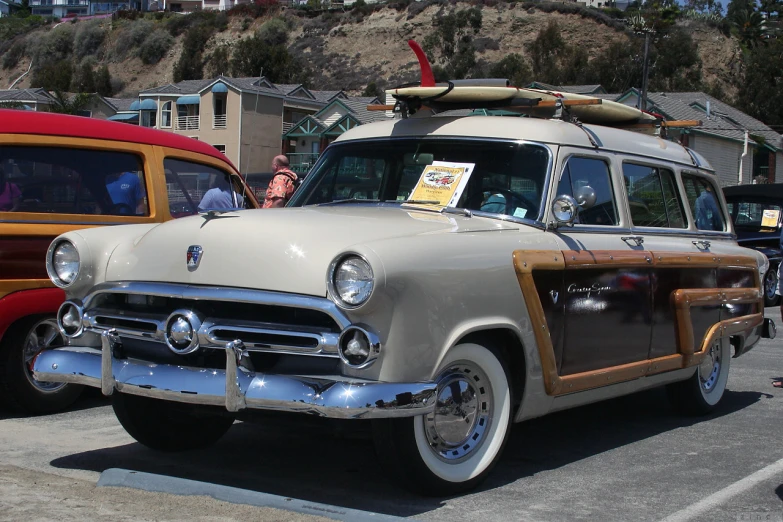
{"left": 33, "top": 330, "right": 436, "bottom": 419}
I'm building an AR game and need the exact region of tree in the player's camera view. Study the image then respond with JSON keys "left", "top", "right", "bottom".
{"left": 173, "top": 26, "right": 212, "bottom": 82}
{"left": 94, "top": 65, "right": 113, "bottom": 97}
{"left": 230, "top": 33, "right": 309, "bottom": 83}
{"left": 362, "top": 81, "right": 383, "bottom": 99}
{"left": 422, "top": 8, "right": 482, "bottom": 80}
{"left": 737, "top": 37, "right": 783, "bottom": 125}
{"left": 49, "top": 91, "right": 92, "bottom": 115}
{"left": 71, "top": 62, "right": 96, "bottom": 93}
{"left": 731, "top": 7, "right": 769, "bottom": 49}
{"left": 489, "top": 54, "right": 532, "bottom": 88}
{"left": 30, "top": 60, "right": 73, "bottom": 92}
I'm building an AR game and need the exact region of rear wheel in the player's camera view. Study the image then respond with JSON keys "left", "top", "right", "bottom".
{"left": 112, "top": 393, "right": 234, "bottom": 452}
{"left": 0, "top": 316, "right": 82, "bottom": 414}
{"left": 373, "top": 343, "right": 513, "bottom": 496}
{"left": 764, "top": 265, "right": 780, "bottom": 307}
{"left": 667, "top": 338, "right": 731, "bottom": 415}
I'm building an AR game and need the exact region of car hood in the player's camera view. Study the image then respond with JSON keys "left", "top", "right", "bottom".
{"left": 105, "top": 206, "right": 523, "bottom": 296}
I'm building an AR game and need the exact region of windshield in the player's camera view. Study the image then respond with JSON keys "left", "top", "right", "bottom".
{"left": 287, "top": 138, "right": 551, "bottom": 221}
{"left": 725, "top": 197, "right": 782, "bottom": 230}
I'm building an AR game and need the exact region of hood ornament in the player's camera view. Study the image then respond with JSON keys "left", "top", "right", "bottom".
{"left": 187, "top": 245, "right": 203, "bottom": 269}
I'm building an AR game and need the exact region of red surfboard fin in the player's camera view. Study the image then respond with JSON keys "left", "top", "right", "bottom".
{"left": 408, "top": 40, "right": 435, "bottom": 87}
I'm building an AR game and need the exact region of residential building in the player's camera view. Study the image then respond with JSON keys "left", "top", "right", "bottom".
{"left": 615, "top": 89, "right": 783, "bottom": 186}
{"left": 136, "top": 76, "right": 372, "bottom": 174}
{"left": 0, "top": 88, "right": 54, "bottom": 111}
{"left": 0, "top": 0, "right": 22, "bottom": 17}
{"left": 525, "top": 82, "right": 608, "bottom": 95}
{"left": 29, "top": 0, "right": 89, "bottom": 18}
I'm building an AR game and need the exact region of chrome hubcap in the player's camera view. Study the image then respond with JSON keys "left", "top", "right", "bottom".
{"left": 699, "top": 341, "right": 721, "bottom": 392}
{"left": 765, "top": 269, "right": 778, "bottom": 299}
{"left": 22, "top": 319, "right": 67, "bottom": 392}
{"left": 424, "top": 362, "right": 492, "bottom": 462}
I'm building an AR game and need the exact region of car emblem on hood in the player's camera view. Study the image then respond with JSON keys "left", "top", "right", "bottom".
{"left": 187, "top": 245, "right": 203, "bottom": 269}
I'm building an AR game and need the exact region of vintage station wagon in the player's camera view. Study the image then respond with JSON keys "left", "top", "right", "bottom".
{"left": 34, "top": 109, "right": 774, "bottom": 494}
{"left": 0, "top": 109, "right": 258, "bottom": 413}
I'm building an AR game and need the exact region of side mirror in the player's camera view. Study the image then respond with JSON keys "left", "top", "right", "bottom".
{"left": 551, "top": 195, "right": 579, "bottom": 226}
{"left": 573, "top": 185, "right": 596, "bottom": 209}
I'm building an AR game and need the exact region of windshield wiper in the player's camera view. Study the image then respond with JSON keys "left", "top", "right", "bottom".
{"left": 391, "top": 200, "right": 442, "bottom": 205}
{"left": 317, "top": 198, "right": 382, "bottom": 206}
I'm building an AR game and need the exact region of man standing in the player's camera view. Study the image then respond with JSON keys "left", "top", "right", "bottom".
{"left": 263, "top": 155, "right": 298, "bottom": 208}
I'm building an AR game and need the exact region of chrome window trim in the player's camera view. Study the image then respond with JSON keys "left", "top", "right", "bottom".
{"left": 81, "top": 281, "right": 351, "bottom": 330}
{"left": 621, "top": 159, "right": 689, "bottom": 230}
{"left": 293, "top": 136, "right": 554, "bottom": 224}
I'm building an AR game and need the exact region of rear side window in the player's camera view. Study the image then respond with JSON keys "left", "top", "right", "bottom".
{"left": 623, "top": 163, "right": 686, "bottom": 228}
{"left": 682, "top": 174, "right": 726, "bottom": 232}
{"left": 556, "top": 157, "right": 618, "bottom": 226}
{"left": 0, "top": 146, "right": 147, "bottom": 216}
{"left": 163, "top": 158, "right": 247, "bottom": 218}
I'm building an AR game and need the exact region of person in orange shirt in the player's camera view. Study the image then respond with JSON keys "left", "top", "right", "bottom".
{"left": 262, "top": 155, "right": 298, "bottom": 208}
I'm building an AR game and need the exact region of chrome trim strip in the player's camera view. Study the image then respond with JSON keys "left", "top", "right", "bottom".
{"left": 33, "top": 345, "right": 436, "bottom": 419}
{"left": 81, "top": 281, "right": 351, "bottom": 330}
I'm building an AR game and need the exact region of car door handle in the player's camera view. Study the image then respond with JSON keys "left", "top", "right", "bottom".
{"left": 621, "top": 236, "right": 644, "bottom": 247}
{"left": 692, "top": 240, "right": 711, "bottom": 250}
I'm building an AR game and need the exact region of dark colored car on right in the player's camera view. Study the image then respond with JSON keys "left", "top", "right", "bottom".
{"left": 723, "top": 183, "right": 783, "bottom": 306}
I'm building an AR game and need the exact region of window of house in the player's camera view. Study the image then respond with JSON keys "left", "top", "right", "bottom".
{"left": 556, "top": 156, "right": 618, "bottom": 226}
{"left": 0, "top": 146, "right": 148, "bottom": 216}
{"left": 681, "top": 173, "right": 726, "bottom": 231}
{"left": 161, "top": 101, "right": 172, "bottom": 128}
{"left": 623, "top": 163, "right": 686, "bottom": 228}
{"left": 213, "top": 145, "right": 226, "bottom": 154}
{"left": 214, "top": 97, "right": 226, "bottom": 116}
{"left": 76, "top": 110, "right": 91, "bottom": 118}
{"left": 141, "top": 110, "right": 156, "bottom": 128}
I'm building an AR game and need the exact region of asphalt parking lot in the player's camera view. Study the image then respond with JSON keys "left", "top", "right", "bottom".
{"left": 1, "top": 309, "right": 782, "bottom": 522}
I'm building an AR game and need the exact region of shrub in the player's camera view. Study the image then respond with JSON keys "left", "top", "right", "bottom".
{"left": 73, "top": 20, "right": 106, "bottom": 59}
{"left": 30, "top": 59, "right": 73, "bottom": 91}
{"left": 258, "top": 17, "right": 289, "bottom": 45}
{"left": 139, "top": 29, "right": 172, "bottom": 64}
{"left": 113, "top": 19, "right": 153, "bottom": 60}
{"left": 2, "top": 38, "right": 26, "bottom": 70}
{"left": 27, "top": 24, "right": 75, "bottom": 68}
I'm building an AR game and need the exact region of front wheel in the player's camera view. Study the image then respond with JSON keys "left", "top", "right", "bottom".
{"left": 667, "top": 338, "right": 731, "bottom": 416}
{"left": 0, "top": 316, "right": 83, "bottom": 414}
{"left": 112, "top": 393, "right": 234, "bottom": 452}
{"left": 373, "top": 343, "right": 513, "bottom": 496}
{"left": 764, "top": 265, "right": 780, "bottom": 307}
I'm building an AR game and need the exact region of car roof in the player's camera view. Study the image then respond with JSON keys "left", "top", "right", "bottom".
{"left": 334, "top": 116, "right": 714, "bottom": 171}
{"left": 0, "top": 109, "right": 236, "bottom": 170}
{"left": 723, "top": 183, "right": 783, "bottom": 199}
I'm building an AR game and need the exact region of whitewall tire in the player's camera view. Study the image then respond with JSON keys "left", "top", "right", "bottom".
{"left": 373, "top": 343, "right": 513, "bottom": 496}
{"left": 667, "top": 337, "right": 731, "bottom": 415}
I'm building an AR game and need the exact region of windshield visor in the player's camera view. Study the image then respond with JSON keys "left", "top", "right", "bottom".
{"left": 288, "top": 139, "right": 551, "bottom": 222}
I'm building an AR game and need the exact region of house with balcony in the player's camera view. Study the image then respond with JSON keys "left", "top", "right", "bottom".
{"left": 0, "top": 0, "right": 22, "bottom": 17}
{"left": 29, "top": 0, "right": 89, "bottom": 18}
{"left": 136, "top": 76, "right": 349, "bottom": 174}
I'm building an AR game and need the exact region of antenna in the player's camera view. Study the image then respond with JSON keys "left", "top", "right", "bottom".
{"left": 241, "top": 67, "right": 263, "bottom": 206}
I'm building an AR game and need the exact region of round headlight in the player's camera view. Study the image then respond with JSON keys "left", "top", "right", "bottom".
{"left": 49, "top": 241, "right": 80, "bottom": 287}
{"left": 330, "top": 255, "right": 374, "bottom": 308}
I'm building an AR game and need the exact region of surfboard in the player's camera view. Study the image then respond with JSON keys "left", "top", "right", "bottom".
{"left": 390, "top": 40, "right": 661, "bottom": 126}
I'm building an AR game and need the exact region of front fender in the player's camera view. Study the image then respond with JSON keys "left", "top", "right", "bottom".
{"left": 0, "top": 287, "right": 66, "bottom": 340}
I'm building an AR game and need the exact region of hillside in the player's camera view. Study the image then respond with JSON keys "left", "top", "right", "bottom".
{"left": 0, "top": 3, "right": 742, "bottom": 100}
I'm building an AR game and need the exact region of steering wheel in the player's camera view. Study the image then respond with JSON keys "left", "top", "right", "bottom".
{"left": 107, "top": 203, "right": 134, "bottom": 215}
{"left": 464, "top": 186, "right": 537, "bottom": 216}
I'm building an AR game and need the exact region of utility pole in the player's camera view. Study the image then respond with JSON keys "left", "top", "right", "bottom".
{"left": 640, "top": 31, "right": 650, "bottom": 112}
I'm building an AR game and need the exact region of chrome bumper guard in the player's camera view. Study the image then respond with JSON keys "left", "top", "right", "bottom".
{"left": 33, "top": 330, "right": 436, "bottom": 419}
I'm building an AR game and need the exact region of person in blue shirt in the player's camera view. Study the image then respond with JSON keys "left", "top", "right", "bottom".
{"left": 105, "top": 171, "right": 145, "bottom": 215}
{"left": 198, "top": 174, "right": 239, "bottom": 211}
{"left": 694, "top": 185, "right": 723, "bottom": 231}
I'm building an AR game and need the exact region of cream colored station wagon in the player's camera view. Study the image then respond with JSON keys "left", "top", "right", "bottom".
{"left": 34, "top": 103, "right": 776, "bottom": 495}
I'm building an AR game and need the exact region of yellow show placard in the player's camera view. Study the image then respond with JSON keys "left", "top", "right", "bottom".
{"left": 761, "top": 209, "right": 780, "bottom": 228}
{"left": 407, "top": 161, "right": 475, "bottom": 207}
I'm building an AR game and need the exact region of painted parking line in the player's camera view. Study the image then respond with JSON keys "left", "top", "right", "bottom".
{"left": 659, "top": 457, "right": 783, "bottom": 522}
{"left": 98, "top": 468, "right": 416, "bottom": 522}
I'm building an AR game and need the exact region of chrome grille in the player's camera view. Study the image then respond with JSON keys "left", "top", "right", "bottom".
{"left": 79, "top": 282, "right": 349, "bottom": 357}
